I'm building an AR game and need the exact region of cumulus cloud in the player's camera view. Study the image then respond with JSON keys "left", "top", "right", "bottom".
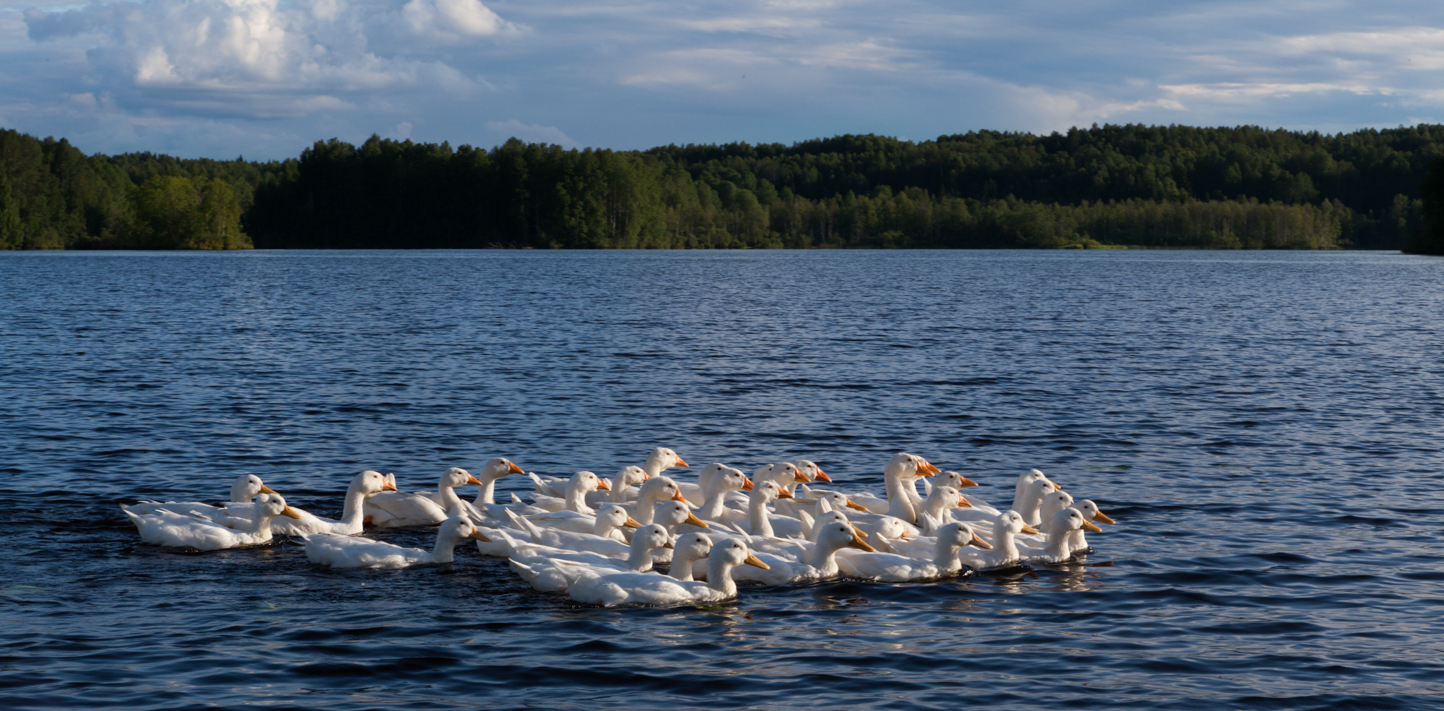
{"left": 486, "top": 119, "right": 577, "bottom": 147}
{"left": 19, "top": 0, "right": 511, "bottom": 118}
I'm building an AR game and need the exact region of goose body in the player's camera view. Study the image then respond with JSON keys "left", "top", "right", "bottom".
{"left": 122, "top": 474, "right": 277, "bottom": 519}
{"left": 365, "top": 467, "right": 482, "bottom": 528}
{"left": 269, "top": 470, "right": 396, "bottom": 536}
{"left": 123, "top": 494, "right": 302, "bottom": 551}
{"left": 1066, "top": 500, "right": 1115, "bottom": 553}
{"left": 836, "top": 522, "right": 988, "bottom": 582}
{"left": 557, "top": 537, "right": 769, "bottom": 607}
{"left": 507, "top": 524, "right": 673, "bottom": 592}
{"left": 304, "top": 515, "right": 491, "bottom": 568}
{"left": 505, "top": 507, "right": 641, "bottom": 557}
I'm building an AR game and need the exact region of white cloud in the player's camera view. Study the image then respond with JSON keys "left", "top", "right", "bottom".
{"left": 486, "top": 119, "right": 577, "bottom": 147}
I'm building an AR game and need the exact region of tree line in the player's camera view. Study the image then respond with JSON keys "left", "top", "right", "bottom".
{"left": 4, "top": 124, "right": 1444, "bottom": 251}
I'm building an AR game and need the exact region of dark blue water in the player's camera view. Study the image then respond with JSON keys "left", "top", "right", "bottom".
{"left": 2, "top": 250, "right": 1442, "bottom": 710}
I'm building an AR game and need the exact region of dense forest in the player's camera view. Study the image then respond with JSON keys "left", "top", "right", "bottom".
{"left": 4, "top": 124, "right": 1444, "bottom": 252}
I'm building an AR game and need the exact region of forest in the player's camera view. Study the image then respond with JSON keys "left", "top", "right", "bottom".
{"left": 2, "top": 124, "right": 1444, "bottom": 252}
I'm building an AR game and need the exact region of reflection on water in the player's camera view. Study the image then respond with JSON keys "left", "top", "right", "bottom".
{"left": 1, "top": 250, "right": 1442, "bottom": 710}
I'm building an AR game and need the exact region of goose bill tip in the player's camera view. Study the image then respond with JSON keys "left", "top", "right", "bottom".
{"left": 259, "top": 485, "right": 277, "bottom": 494}
{"left": 507, "top": 462, "right": 525, "bottom": 474}
{"left": 623, "top": 516, "right": 643, "bottom": 529}
{"left": 596, "top": 480, "right": 611, "bottom": 491}
{"left": 282, "top": 506, "right": 304, "bottom": 520}
{"left": 1083, "top": 521, "right": 1103, "bottom": 533}
{"left": 744, "top": 553, "right": 770, "bottom": 570}
{"left": 850, "top": 536, "right": 876, "bottom": 552}
{"left": 777, "top": 490, "right": 794, "bottom": 499}
{"left": 742, "top": 478, "right": 755, "bottom": 490}
{"left": 674, "top": 456, "right": 689, "bottom": 468}
{"left": 381, "top": 481, "right": 398, "bottom": 492}
{"left": 815, "top": 469, "right": 832, "bottom": 482}
{"left": 1096, "top": 512, "right": 1116, "bottom": 524}
{"left": 970, "top": 535, "right": 993, "bottom": 550}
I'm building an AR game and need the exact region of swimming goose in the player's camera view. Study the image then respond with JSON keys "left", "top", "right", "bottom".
{"left": 122, "top": 474, "right": 278, "bottom": 519}
{"left": 123, "top": 493, "right": 302, "bottom": 551}
{"left": 529, "top": 471, "right": 609, "bottom": 514}
{"left": 507, "top": 524, "right": 673, "bottom": 592}
{"left": 1038, "top": 490, "right": 1075, "bottom": 527}
{"left": 304, "top": 514, "right": 492, "bottom": 569}
{"left": 557, "top": 537, "right": 769, "bottom": 607}
{"left": 643, "top": 447, "right": 689, "bottom": 479}
{"left": 1030, "top": 508, "right": 1101, "bottom": 564}
{"left": 665, "top": 533, "right": 715, "bottom": 582}
{"left": 465, "top": 458, "right": 526, "bottom": 506}
{"left": 1011, "top": 469, "right": 1058, "bottom": 512}
{"left": 504, "top": 507, "right": 639, "bottom": 558}
{"left": 971, "top": 510, "right": 1040, "bottom": 569}
{"left": 622, "top": 477, "right": 688, "bottom": 526}
{"left": 1066, "top": 500, "right": 1115, "bottom": 553}
{"left": 680, "top": 463, "right": 731, "bottom": 505}
{"left": 711, "top": 480, "right": 797, "bottom": 537}
{"left": 795, "top": 460, "right": 831, "bottom": 484}
{"left": 268, "top": 470, "right": 396, "bottom": 536}
{"left": 848, "top": 453, "right": 937, "bottom": 520}
{"left": 915, "top": 485, "right": 972, "bottom": 534}
{"left": 365, "top": 467, "right": 483, "bottom": 528}
{"left": 695, "top": 468, "right": 754, "bottom": 522}
{"left": 836, "top": 522, "right": 988, "bottom": 582}
{"left": 593, "top": 466, "right": 649, "bottom": 505}
{"left": 719, "top": 521, "right": 874, "bottom": 585}
{"left": 1014, "top": 477, "right": 1059, "bottom": 527}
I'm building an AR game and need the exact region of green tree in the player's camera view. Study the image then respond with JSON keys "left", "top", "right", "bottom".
{"left": 0, "top": 172, "right": 20, "bottom": 250}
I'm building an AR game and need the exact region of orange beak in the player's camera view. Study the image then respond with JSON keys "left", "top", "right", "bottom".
{"left": 671, "top": 489, "right": 687, "bottom": 502}
{"left": 845, "top": 499, "right": 870, "bottom": 512}
{"left": 922, "top": 459, "right": 941, "bottom": 474}
{"left": 642, "top": 472, "right": 651, "bottom": 481}
{"left": 957, "top": 477, "right": 978, "bottom": 488}
{"left": 814, "top": 468, "right": 832, "bottom": 483}
{"left": 957, "top": 495, "right": 972, "bottom": 508}
{"left": 259, "top": 485, "right": 278, "bottom": 495}
{"left": 777, "top": 489, "right": 794, "bottom": 499}
{"left": 742, "top": 477, "right": 755, "bottom": 491}
{"left": 507, "top": 461, "right": 524, "bottom": 474}
{"left": 674, "top": 456, "right": 689, "bottom": 468}
{"left": 596, "top": 479, "right": 611, "bottom": 491}
{"left": 465, "top": 474, "right": 483, "bottom": 486}
{"left": 793, "top": 470, "right": 808, "bottom": 483}
{"left": 381, "top": 480, "right": 398, "bottom": 492}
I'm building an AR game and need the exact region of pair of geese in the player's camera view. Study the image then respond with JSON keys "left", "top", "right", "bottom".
{"left": 121, "top": 449, "right": 1117, "bottom": 606}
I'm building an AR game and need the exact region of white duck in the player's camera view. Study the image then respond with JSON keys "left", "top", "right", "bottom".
{"left": 1038, "top": 490, "right": 1076, "bottom": 527}
{"left": 1030, "top": 508, "right": 1101, "bottom": 564}
{"left": 713, "top": 480, "right": 800, "bottom": 538}
{"left": 364, "top": 467, "right": 483, "bottom": 528}
{"left": 914, "top": 485, "right": 974, "bottom": 534}
{"left": 643, "top": 447, "right": 689, "bottom": 479}
{"left": 303, "top": 515, "right": 492, "bottom": 569}
{"left": 970, "top": 510, "right": 1041, "bottom": 570}
{"left": 529, "top": 471, "right": 610, "bottom": 514}
{"left": 122, "top": 474, "right": 278, "bottom": 519}
{"left": 664, "top": 533, "right": 715, "bottom": 582}
{"left": 794, "top": 460, "right": 832, "bottom": 484}
{"left": 1014, "top": 476, "right": 1059, "bottom": 527}
{"left": 269, "top": 470, "right": 396, "bottom": 536}
{"left": 694, "top": 467, "right": 754, "bottom": 522}
{"left": 123, "top": 493, "right": 302, "bottom": 551}
{"left": 1012, "top": 469, "right": 1059, "bottom": 512}
{"left": 507, "top": 524, "right": 674, "bottom": 592}
{"left": 589, "top": 466, "right": 649, "bottom": 506}
{"left": 559, "top": 537, "right": 769, "bottom": 607}
{"left": 1067, "top": 500, "right": 1115, "bottom": 553}
{"left": 512, "top": 508, "right": 636, "bottom": 552}
{"left": 848, "top": 453, "right": 939, "bottom": 521}
{"left": 621, "top": 477, "right": 689, "bottom": 526}
{"left": 719, "top": 521, "right": 875, "bottom": 585}
{"left": 836, "top": 522, "right": 990, "bottom": 582}
{"left": 456, "top": 458, "right": 523, "bottom": 506}
{"left": 679, "top": 462, "right": 731, "bottom": 505}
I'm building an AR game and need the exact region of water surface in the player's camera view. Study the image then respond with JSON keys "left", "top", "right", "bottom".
{"left": 2, "top": 250, "right": 1442, "bottom": 710}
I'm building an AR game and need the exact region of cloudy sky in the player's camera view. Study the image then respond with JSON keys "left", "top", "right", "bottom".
{"left": 2, "top": 0, "right": 1443, "bottom": 158}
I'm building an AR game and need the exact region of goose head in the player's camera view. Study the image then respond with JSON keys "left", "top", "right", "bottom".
{"left": 885, "top": 452, "right": 937, "bottom": 481}
{"left": 631, "top": 524, "right": 674, "bottom": 554}
{"left": 713, "top": 467, "right": 752, "bottom": 493}
{"left": 814, "top": 490, "right": 870, "bottom": 513}
{"left": 441, "top": 467, "right": 484, "bottom": 489}
{"left": 795, "top": 460, "right": 831, "bottom": 483}
{"left": 938, "top": 522, "right": 992, "bottom": 551}
{"left": 923, "top": 485, "right": 967, "bottom": 515}
{"left": 440, "top": 515, "right": 492, "bottom": 543}
{"left": 940, "top": 471, "right": 979, "bottom": 490}
{"left": 637, "top": 476, "right": 686, "bottom": 504}
{"left": 1050, "top": 507, "right": 1102, "bottom": 536}
{"left": 750, "top": 480, "right": 792, "bottom": 506}
{"left": 1018, "top": 468, "right": 1058, "bottom": 492}
{"left": 254, "top": 493, "right": 304, "bottom": 522}
{"left": 349, "top": 470, "right": 395, "bottom": 497}
{"left": 713, "top": 538, "right": 770, "bottom": 570}
{"left": 812, "top": 510, "right": 869, "bottom": 542}
{"left": 480, "top": 457, "right": 525, "bottom": 481}
{"left": 1072, "top": 500, "right": 1116, "bottom": 525}
{"left": 672, "top": 532, "right": 714, "bottom": 566}
{"left": 817, "top": 521, "right": 875, "bottom": 553}
{"left": 654, "top": 500, "right": 708, "bottom": 531}
{"left": 998, "top": 510, "right": 1040, "bottom": 536}
{"left": 766, "top": 462, "right": 806, "bottom": 487}
{"left": 569, "top": 470, "right": 609, "bottom": 494}
{"left": 230, "top": 474, "right": 276, "bottom": 503}
{"left": 644, "top": 447, "right": 689, "bottom": 475}
{"left": 614, "top": 465, "right": 649, "bottom": 489}
{"left": 1039, "top": 490, "right": 1075, "bottom": 522}
{"left": 597, "top": 504, "right": 642, "bottom": 531}
{"left": 869, "top": 516, "right": 912, "bottom": 543}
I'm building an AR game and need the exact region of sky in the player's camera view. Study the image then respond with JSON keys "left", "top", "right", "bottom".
{"left": 2, "top": 0, "right": 1444, "bottom": 159}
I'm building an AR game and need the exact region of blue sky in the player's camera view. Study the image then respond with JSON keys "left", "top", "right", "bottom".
{"left": 3, "top": 0, "right": 1443, "bottom": 159}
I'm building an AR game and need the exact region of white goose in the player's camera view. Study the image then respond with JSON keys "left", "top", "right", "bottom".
{"left": 589, "top": 466, "right": 649, "bottom": 506}
{"left": 364, "top": 467, "right": 483, "bottom": 528}
{"left": 679, "top": 463, "right": 731, "bottom": 505}
{"left": 914, "top": 485, "right": 973, "bottom": 534}
{"left": 1067, "top": 500, "right": 1115, "bottom": 553}
{"left": 1038, "top": 490, "right": 1075, "bottom": 527}
{"left": 123, "top": 493, "right": 302, "bottom": 551}
{"left": 718, "top": 521, "right": 874, "bottom": 585}
{"left": 269, "top": 470, "right": 396, "bottom": 536}
{"left": 304, "top": 515, "right": 492, "bottom": 569}
{"left": 1014, "top": 476, "right": 1060, "bottom": 527}
{"left": 663, "top": 533, "right": 715, "bottom": 582}
{"left": 836, "top": 522, "right": 990, "bottom": 582}
{"left": 971, "top": 510, "right": 1040, "bottom": 570}
{"left": 529, "top": 471, "right": 609, "bottom": 514}
{"left": 1030, "top": 508, "right": 1101, "bottom": 564}
{"left": 848, "top": 453, "right": 939, "bottom": 521}
{"left": 711, "top": 480, "right": 799, "bottom": 538}
{"left": 507, "top": 524, "right": 673, "bottom": 592}
{"left": 694, "top": 468, "right": 754, "bottom": 522}
{"left": 122, "top": 474, "right": 277, "bottom": 519}
{"left": 621, "top": 477, "right": 689, "bottom": 526}
{"left": 1012, "top": 469, "right": 1059, "bottom": 512}
{"left": 558, "top": 537, "right": 769, "bottom": 607}
{"left": 503, "top": 507, "right": 642, "bottom": 558}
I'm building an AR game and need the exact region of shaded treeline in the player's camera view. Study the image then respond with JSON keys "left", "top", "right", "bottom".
{"left": 6, "top": 124, "right": 1444, "bottom": 250}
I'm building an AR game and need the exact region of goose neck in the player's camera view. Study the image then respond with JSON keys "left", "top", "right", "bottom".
{"left": 437, "top": 481, "right": 465, "bottom": 516}
{"left": 706, "top": 557, "right": 739, "bottom": 596}
{"left": 748, "top": 496, "right": 774, "bottom": 538}
{"left": 474, "top": 475, "right": 500, "bottom": 506}
{"left": 337, "top": 486, "right": 369, "bottom": 532}
{"left": 431, "top": 530, "right": 461, "bottom": 563}
{"left": 810, "top": 538, "right": 844, "bottom": 574}
{"left": 625, "top": 541, "right": 656, "bottom": 571}
{"left": 564, "top": 482, "right": 591, "bottom": 514}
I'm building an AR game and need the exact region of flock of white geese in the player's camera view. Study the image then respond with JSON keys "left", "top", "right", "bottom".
{"left": 122, "top": 449, "right": 1117, "bottom": 607}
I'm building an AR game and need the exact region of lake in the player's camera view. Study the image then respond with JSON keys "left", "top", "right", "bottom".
{"left": 1, "top": 249, "right": 1441, "bottom": 710}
